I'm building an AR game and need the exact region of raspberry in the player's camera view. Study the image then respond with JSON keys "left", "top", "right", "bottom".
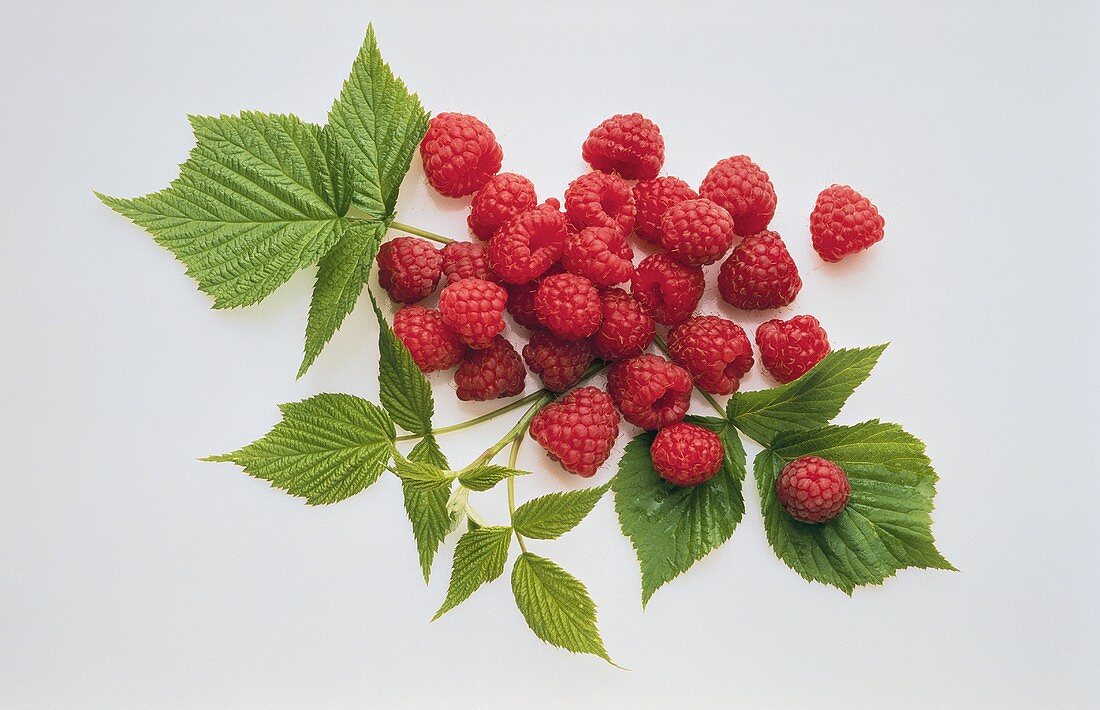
{"left": 607, "top": 354, "right": 692, "bottom": 430}
{"left": 755, "top": 315, "right": 830, "bottom": 383}
{"left": 632, "top": 177, "right": 698, "bottom": 244}
{"left": 591, "top": 288, "right": 654, "bottom": 361}
{"left": 392, "top": 305, "right": 465, "bottom": 373}
{"left": 377, "top": 237, "right": 442, "bottom": 304}
{"left": 651, "top": 423, "right": 724, "bottom": 486}
{"left": 522, "top": 331, "right": 593, "bottom": 392}
{"left": 561, "top": 226, "right": 634, "bottom": 287}
{"left": 630, "top": 253, "right": 704, "bottom": 326}
{"left": 453, "top": 335, "right": 526, "bottom": 401}
{"left": 419, "top": 112, "right": 503, "bottom": 198}
{"left": 667, "top": 316, "right": 754, "bottom": 395}
{"left": 776, "top": 455, "right": 851, "bottom": 523}
{"left": 563, "top": 171, "right": 637, "bottom": 235}
{"left": 660, "top": 198, "right": 736, "bottom": 266}
{"left": 440, "top": 241, "right": 496, "bottom": 285}
{"left": 534, "top": 273, "right": 602, "bottom": 341}
{"left": 581, "top": 113, "right": 664, "bottom": 180}
{"left": 438, "top": 277, "right": 508, "bottom": 349}
{"left": 718, "top": 230, "right": 802, "bottom": 310}
{"left": 529, "top": 387, "right": 620, "bottom": 477}
{"left": 810, "top": 184, "right": 885, "bottom": 262}
{"left": 488, "top": 203, "right": 569, "bottom": 284}
{"left": 468, "top": 172, "right": 538, "bottom": 240}
{"left": 504, "top": 264, "right": 563, "bottom": 331}
{"left": 699, "top": 155, "right": 777, "bottom": 236}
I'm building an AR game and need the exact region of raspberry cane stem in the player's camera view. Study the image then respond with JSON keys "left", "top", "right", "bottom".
{"left": 389, "top": 220, "right": 454, "bottom": 245}
{"left": 507, "top": 438, "right": 529, "bottom": 553}
{"left": 652, "top": 334, "right": 726, "bottom": 417}
{"left": 394, "top": 390, "right": 547, "bottom": 441}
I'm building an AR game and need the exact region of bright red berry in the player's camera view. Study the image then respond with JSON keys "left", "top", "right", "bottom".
{"left": 504, "top": 265, "right": 562, "bottom": 331}
{"left": 453, "top": 335, "right": 525, "bottom": 401}
{"left": 529, "top": 386, "right": 620, "bottom": 477}
{"left": 633, "top": 177, "right": 698, "bottom": 245}
{"left": 755, "top": 315, "right": 830, "bottom": 383}
{"left": 467, "top": 172, "right": 538, "bottom": 240}
{"left": 660, "top": 198, "right": 736, "bottom": 266}
{"left": 718, "top": 230, "right": 802, "bottom": 310}
{"left": 419, "top": 112, "right": 502, "bottom": 198}
{"left": 488, "top": 203, "right": 569, "bottom": 285}
{"left": 438, "top": 277, "right": 508, "bottom": 349}
{"left": 377, "top": 237, "right": 442, "bottom": 304}
{"left": 667, "top": 316, "right": 754, "bottom": 395}
{"left": 561, "top": 226, "right": 634, "bottom": 287}
{"left": 581, "top": 113, "right": 664, "bottom": 180}
{"left": 699, "top": 155, "right": 777, "bottom": 236}
{"left": 522, "top": 330, "right": 594, "bottom": 392}
{"left": 534, "top": 273, "right": 602, "bottom": 341}
{"left": 776, "top": 455, "right": 851, "bottom": 523}
{"left": 630, "top": 253, "right": 704, "bottom": 326}
{"left": 392, "top": 305, "right": 465, "bottom": 373}
{"left": 651, "top": 423, "right": 724, "bottom": 486}
{"left": 810, "top": 184, "right": 885, "bottom": 262}
{"left": 591, "top": 288, "right": 655, "bottom": 361}
{"left": 564, "top": 171, "right": 637, "bottom": 235}
{"left": 607, "top": 354, "right": 692, "bottom": 430}
{"left": 440, "top": 241, "right": 496, "bottom": 285}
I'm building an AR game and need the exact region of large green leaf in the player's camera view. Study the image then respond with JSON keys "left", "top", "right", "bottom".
{"left": 433, "top": 526, "right": 512, "bottom": 620}
{"left": 399, "top": 437, "right": 454, "bottom": 582}
{"left": 512, "top": 483, "right": 610, "bottom": 540}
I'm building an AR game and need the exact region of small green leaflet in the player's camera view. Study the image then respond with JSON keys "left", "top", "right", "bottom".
{"left": 400, "top": 437, "right": 455, "bottom": 582}
{"left": 512, "top": 483, "right": 610, "bottom": 540}
{"left": 433, "top": 526, "right": 512, "bottom": 621}
{"left": 204, "top": 393, "right": 394, "bottom": 505}
{"left": 754, "top": 420, "right": 955, "bottom": 594}
{"left": 410, "top": 434, "right": 448, "bottom": 469}
{"left": 372, "top": 292, "right": 435, "bottom": 435}
{"left": 458, "top": 465, "right": 529, "bottom": 492}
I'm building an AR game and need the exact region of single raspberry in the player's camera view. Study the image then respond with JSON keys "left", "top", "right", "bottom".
{"left": 504, "top": 264, "right": 563, "bottom": 331}
{"left": 699, "top": 155, "right": 777, "bottom": 236}
{"left": 810, "top": 184, "right": 885, "bottom": 262}
{"left": 419, "top": 112, "right": 503, "bottom": 198}
{"left": 776, "top": 455, "right": 851, "bottom": 523}
{"left": 438, "top": 277, "right": 508, "bottom": 349}
{"left": 440, "top": 241, "right": 496, "bottom": 285}
{"left": 591, "top": 288, "right": 654, "bottom": 361}
{"left": 607, "top": 354, "right": 692, "bottom": 430}
{"left": 630, "top": 253, "right": 704, "bottom": 326}
{"left": 561, "top": 226, "right": 634, "bottom": 287}
{"left": 755, "top": 315, "right": 830, "bottom": 383}
{"left": 534, "top": 273, "right": 602, "bottom": 341}
{"left": 467, "top": 172, "right": 538, "bottom": 240}
{"left": 667, "top": 316, "right": 754, "bottom": 395}
{"left": 376, "top": 237, "right": 443, "bottom": 304}
{"left": 453, "top": 335, "right": 525, "bottom": 401}
{"left": 633, "top": 177, "right": 698, "bottom": 244}
{"left": 392, "top": 305, "right": 465, "bottom": 373}
{"left": 660, "top": 198, "right": 736, "bottom": 266}
{"left": 563, "top": 171, "right": 637, "bottom": 235}
{"left": 651, "top": 423, "right": 724, "bottom": 486}
{"left": 522, "top": 331, "right": 593, "bottom": 392}
{"left": 529, "top": 387, "right": 620, "bottom": 477}
{"left": 488, "top": 203, "right": 569, "bottom": 284}
{"left": 581, "top": 113, "right": 664, "bottom": 180}
{"left": 718, "top": 230, "right": 802, "bottom": 310}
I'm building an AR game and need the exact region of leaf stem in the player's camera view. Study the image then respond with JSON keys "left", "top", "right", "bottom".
{"left": 507, "top": 438, "right": 529, "bottom": 554}
{"left": 394, "top": 390, "right": 547, "bottom": 441}
{"left": 390, "top": 220, "right": 454, "bottom": 244}
{"left": 652, "top": 334, "right": 726, "bottom": 417}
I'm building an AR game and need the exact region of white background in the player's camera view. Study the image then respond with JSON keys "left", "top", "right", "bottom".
{"left": 2, "top": 1, "right": 1098, "bottom": 707}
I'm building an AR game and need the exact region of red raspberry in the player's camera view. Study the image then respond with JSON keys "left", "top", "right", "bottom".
{"left": 453, "top": 335, "right": 526, "bottom": 401}
{"left": 522, "top": 331, "right": 593, "bottom": 392}
{"left": 563, "top": 171, "right": 637, "bottom": 235}
{"left": 810, "top": 184, "right": 885, "bottom": 262}
{"left": 467, "top": 172, "right": 538, "bottom": 240}
{"left": 392, "top": 305, "right": 465, "bottom": 373}
{"left": 660, "top": 198, "right": 736, "bottom": 266}
{"left": 630, "top": 253, "right": 704, "bottom": 326}
{"left": 699, "top": 155, "right": 777, "bottom": 236}
{"left": 718, "top": 230, "right": 802, "bottom": 310}
{"left": 651, "top": 423, "right": 724, "bottom": 486}
{"left": 440, "top": 241, "right": 496, "bottom": 285}
{"left": 438, "top": 277, "right": 508, "bottom": 349}
{"left": 419, "top": 112, "right": 503, "bottom": 198}
{"left": 633, "top": 177, "right": 698, "bottom": 244}
{"left": 529, "top": 386, "right": 620, "bottom": 477}
{"left": 607, "top": 354, "right": 692, "bottom": 430}
{"left": 755, "top": 315, "right": 830, "bottom": 383}
{"left": 377, "top": 237, "right": 442, "bottom": 304}
{"left": 776, "top": 455, "right": 851, "bottom": 523}
{"left": 504, "top": 264, "right": 563, "bottom": 331}
{"left": 488, "top": 203, "right": 569, "bottom": 285}
{"left": 581, "top": 113, "right": 664, "bottom": 180}
{"left": 667, "top": 316, "right": 754, "bottom": 395}
{"left": 534, "top": 273, "right": 602, "bottom": 341}
{"left": 591, "top": 288, "right": 654, "bottom": 361}
{"left": 561, "top": 226, "right": 634, "bottom": 288}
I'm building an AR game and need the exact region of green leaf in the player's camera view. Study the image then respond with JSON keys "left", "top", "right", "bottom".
{"left": 400, "top": 438, "right": 455, "bottom": 582}
{"left": 98, "top": 112, "right": 355, "bottom": 309}
{"left": 433, "top": 526, "right": 512, "bottom": 621}
{"left": 727, "top": 345, "right": 888, "bottom": 445}
{"left": 392, "top": 455, "right": 448, "bottom": 486}
{"left": 409, "top": 434, "right": 449, "bottom": 469}
{"left": 755, "top": 420, "right": 955, "bottom": 594}
{"left": 204, "top": 393, "right": 393, "bottom": 504}
{"left": 371, "top": 292, "right": 435, "bottom": 435}
{"left": 457, "top": 465, "right": 529, "bottom": 492}
{"left": 512, "top": 483, "right": 610, "bottom": 540}
{"left": 612, "top": 417, "right": 746, "bottom": 606}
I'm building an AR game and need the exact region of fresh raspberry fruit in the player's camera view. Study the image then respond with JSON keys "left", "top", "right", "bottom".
{"left": 377, "top": 237, "right": 443, "bottom": 304}
{"left": 468, "top": 172, "right": 538, "bottom": 240}
{"left": 504, "top": 265, "right": 562, "bottom": 331}
{"left": 563, "top": 171, "right": 637, "bottom": 235}
{"left": 453, "top": 335, "right": 525, "bottom": 401}
{"left": 591, "top": 288, "right": 655, "bottom": 361}
{"left": 534, "top": 273, "right": 602, "bottom": 341}
{"left": 581, "top": 113, "right": 664, "bottom": 180}
{"left": 630, "top": 253, "right": 704, "bottom": 326}
{"left": 488, "top": 203, "right": 569, "bottom": 284}
{"left": 651, "top": 423, "right": 724, "bottom": 486}
{"left": 776, "top": 455, "right": 851, "bottom": 523}
{"left": 607, "top": 354, "right": 692, "bottom": 430}
{"left": 561, "top": 226, "right": 634, "bottom": 287}
{"left": 438, "top": 277, "right": 508, "bottom": 349}
{"left": 756, "top": 315, "right": 830, "bottom": 383}
{"left": 440, "top": 241, "right": 497, "bottom": 285}
{"left": 392, "top": 305, "right": 465, "bottom": 373}
{"left": 529, "top": 387, "right": 620, "bottom": 477}
{"left": 419, "top": 112, "right": 503, "bottom": 198}
{"left": 699, "top": 155, "right": 777, "bottom": 236}
{"left": 810, "top": 184, "right": 885, "bottom": 262}
{"left": 632, "top": 177, "right": 698, "bottom": 244}
{"left": 522, "top": 331, "right": 594, "bottom": 392}
{"left": 718, "top": 230, "right": 802, "bottom": 310}
{"left": 667, "top": 316, "right": 754, "bottom": 395}
{"left": 660, "top": 198, "right": 736, "bottom": 266}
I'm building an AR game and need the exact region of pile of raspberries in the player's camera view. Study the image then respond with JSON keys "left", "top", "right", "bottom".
{"left": 388, "top": 112, "right": 880, "bottom": 519}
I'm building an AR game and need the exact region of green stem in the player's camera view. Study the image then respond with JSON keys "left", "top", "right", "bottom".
{"left": 390, "top": 220, "right": 454, "bottom": 244}
{"left": 471, "top": 391, "right": 555, "bottom": 467}
{"left": 506, "top": 438, "right": 528, "bottom": 554}
{"left": 395, "top": 391, "right": 547, "bottom": 441}
{"left": 653, "top": 334, "right": 726, "bottom": 417}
